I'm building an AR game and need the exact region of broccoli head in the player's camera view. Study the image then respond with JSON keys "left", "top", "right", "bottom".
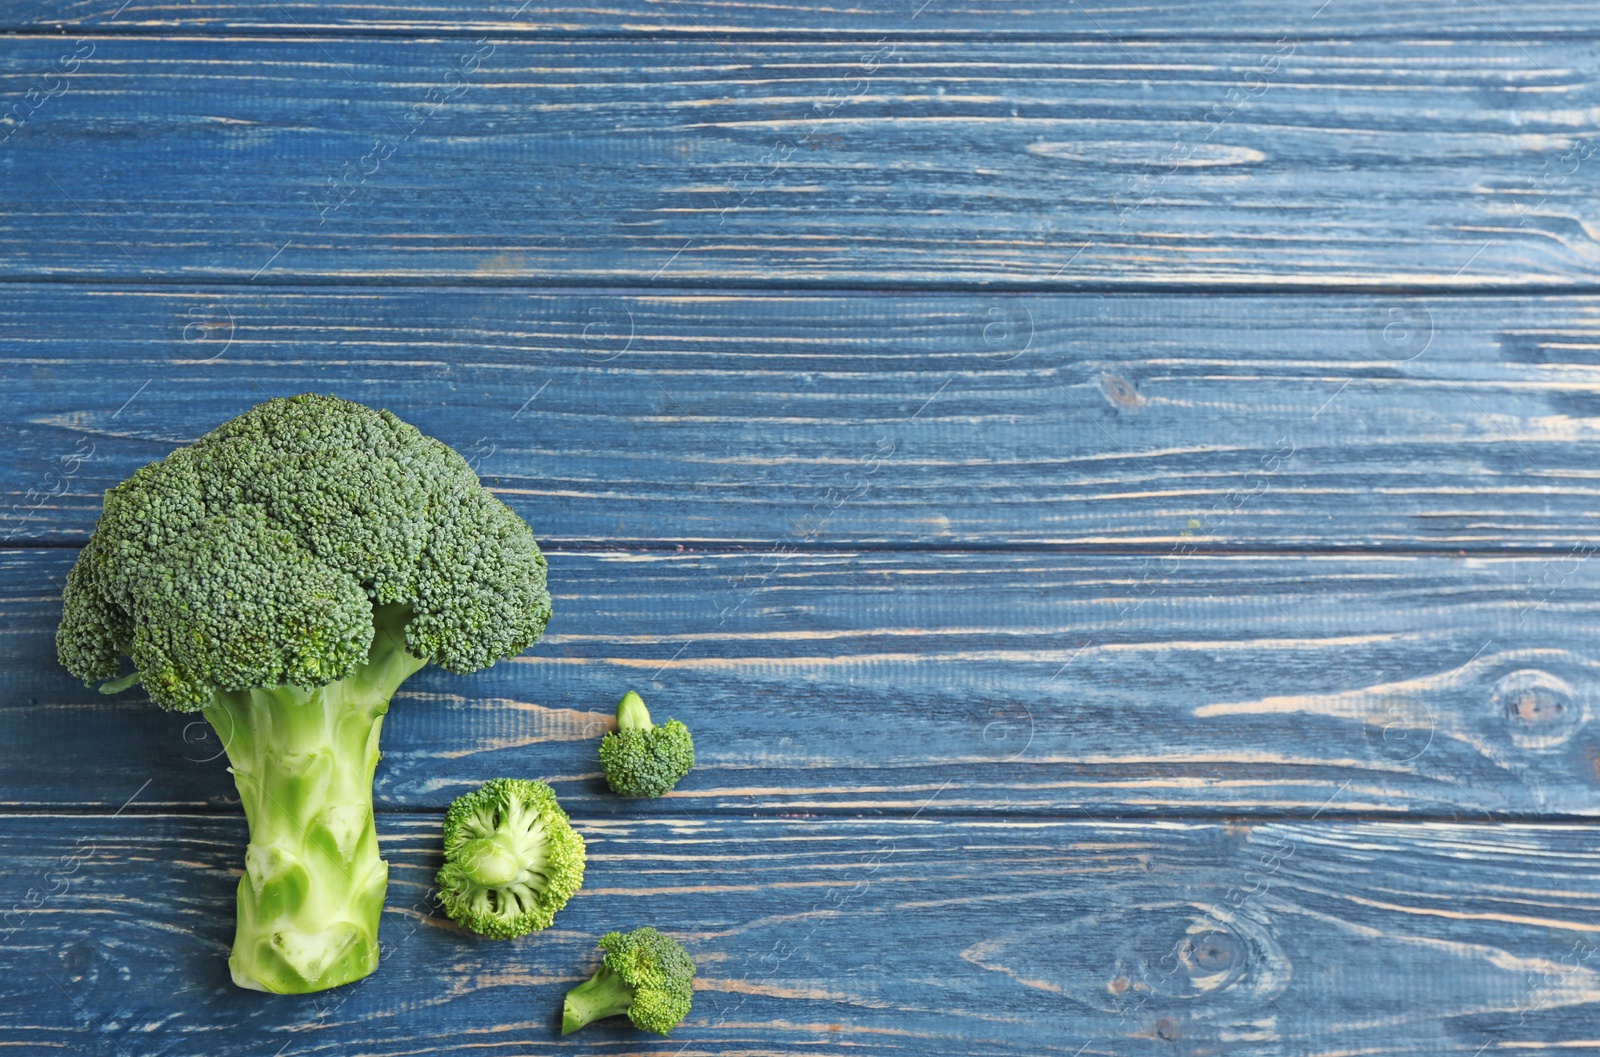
{"left": 561, "top": 926, "right": 696, "bottom": 1036}
{"left": 56, "top": 394, "right": 552, "bottom": 994}
{"left": 598, "top": 691, "right": 694, "bottom": 797}
{"left": 435, "top": 778, "right": 586, "bottom": 938}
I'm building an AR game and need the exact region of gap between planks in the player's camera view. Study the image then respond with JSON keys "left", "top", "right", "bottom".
{"left": 16, "top": 280, "right": 1600, "bottom": 300}
{"left": 11, "top": 275, "right": 1600, "bottom": 297}
{"left": 7, "top": 805, "right": 1600, "bottom": 825}
{"left": 9, "top": 541, "right": 1600, "bottom": 559}
{"left": 9, "top": 25, "right": 1600, "bottom": 43}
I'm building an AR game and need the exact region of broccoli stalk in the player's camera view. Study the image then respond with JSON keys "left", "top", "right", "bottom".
{"left": 57, "top": 395, "right": 553, "bottom": 993}
{"left": 197, "top": 604, "right": 426, "bottom": 992}
{"left": 598, "top": 691, "right": 695, "bottom": 797}
{"left": 560, "top": 967, "right": 638, "bottom": 1032}
{"left": 562, "top": 926, "right": 696, "bottom": 1036}
{"left": 616, "top": 689, "right": 652, "bottom": 731}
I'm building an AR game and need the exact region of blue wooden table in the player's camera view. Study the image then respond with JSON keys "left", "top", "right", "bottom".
{"left": 6, "top": 2, "right": 1600, "bottom": 1052}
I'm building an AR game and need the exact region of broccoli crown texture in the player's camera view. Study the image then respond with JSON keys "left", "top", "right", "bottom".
{"left": 435, "top": 778, "right": 587, "bottom": 939}
{"left": 561, "top": 926, "right": 696, "bottom": 1036}
{"left": 598, "top": 691, "right": 695, "bottom": 798}
{"left": 56, "top": 393, "right": 552, "bottom": 710}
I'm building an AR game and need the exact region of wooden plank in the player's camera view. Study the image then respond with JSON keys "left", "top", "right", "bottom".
{"left": 8, "top": 287, "right": 1600, "bottom": 550}
{"left": 2, "top": 38, "right": 1599, "bottom": 286}
{"left": 3, "top": 811, "right": 1599, "bottom": 1054}
{"left": 10, "top": 545, "right": 1600, "bottom": 817}
{"left": 9, "top": 0, "right": 1600, "bottom": 37}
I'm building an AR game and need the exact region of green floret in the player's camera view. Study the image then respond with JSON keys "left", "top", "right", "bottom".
{"left": 56, "top": 394, "right": 552, "bottom": 994}
{"left": 562, "top": 926, "right": 696, "bottom": 1036}
{"left": 435, "top": 778, "right": 586, "bottom": 938}
{"left": 598, "top": 691, "right": 694, "bottom": 797}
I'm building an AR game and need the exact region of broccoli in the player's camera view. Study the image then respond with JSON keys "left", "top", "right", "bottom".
{"left": 55, "top": 394, "right": 552, "bottom": 994}
{"left": 561, "top": 926, "right": 696, "bottom": 1036}
{"left": 598, "top": 691, "right": 694, "bottom": 797}
{"left": 435, "top": 778, "right": 585, "bottom": 938}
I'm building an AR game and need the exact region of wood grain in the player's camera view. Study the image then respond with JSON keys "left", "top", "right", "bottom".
{"left": 2, "top": 13, "right": 1597, "bottom": 1049}
{"left": 4, "top": 811, "right": 1600, "bottom": 1055}
{"left": 10, "top": 0, "right": 1600, "bottom": 38}
{"left": 11, "top": 545, "right": 1600, "bottom": 816}
{"left": 8, "top": 287, "right": 1600, "bottom": 549}
{"left": 2, "top": 38, "right": 1600, "bottom": 286}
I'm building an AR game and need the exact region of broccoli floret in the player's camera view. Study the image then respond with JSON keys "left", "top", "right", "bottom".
{"left": 561, "top": 926, "right": 696, "bottom": 1036}
{"left": 597, "top": 691, "right": 694, "bottom": 797}
{"left": 56, "top": 394, "right": 552, "bottom": 994}
{"left": 435, "top": 778, "right": 586, "bottom": 938}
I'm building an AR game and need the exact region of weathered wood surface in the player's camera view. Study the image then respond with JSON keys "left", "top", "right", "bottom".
{"left": 11, "top": 0, "right": 1600, "bottom": 36}
{"left": 4, "top": 812, "right": 1600, "bottom": 1055}
{"left": 12, "top": 545, "right": 1600, "bottom": 817}
{"left": 4, "top": 7, "right": 1599, "bottom": 1052}
{"left": 10, "top": 287, "right": 1600, "bottom": 550}
{"left": 4, "top": 38, "right": 1600, "bottom": 286}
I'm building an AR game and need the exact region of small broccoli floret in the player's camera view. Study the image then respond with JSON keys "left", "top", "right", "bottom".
{"left": 598, "top": 691, "right": 694, "bottom": 797}
{"left": 56, "top": 394, "right": 552, "bottom": 993}
{"left": 435, "top": 778, "right": 586, "bottom": 938}
{"left": 561, "top": 926, "right": 696, "bottom": 1036}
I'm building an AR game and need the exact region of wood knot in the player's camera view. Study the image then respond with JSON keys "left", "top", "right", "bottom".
{"left": 1492, "top": 669, "right": 1584, "bottom": 750}
{"left": 1511, "top": 687, "right": 1566, "bottom": 724}
{"left": 1099, "top": 372, "right": 1141, "bottom": 408}
{"left": 1173, "top": 927, "right": 1247, "bottom": 995}
{"left": 1190, "top": 931, "right": 1239, "bottom": 973}
{"left": 962, "top": 902, "right": 1288, "bottom": 1014}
